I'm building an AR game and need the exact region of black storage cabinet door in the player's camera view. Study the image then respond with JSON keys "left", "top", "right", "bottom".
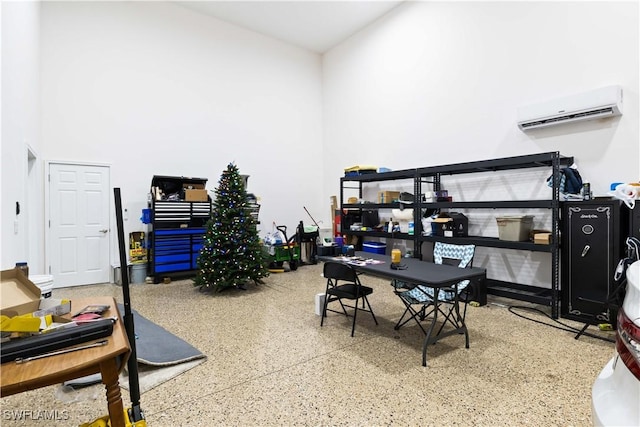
{"left": 561, "top": 199, "right": 626, "bottom": 325}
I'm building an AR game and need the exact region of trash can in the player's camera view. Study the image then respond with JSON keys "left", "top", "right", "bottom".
{"left": 130, "top": 263, "right": 147, "bottom": 284}
{"left": 112, "top": 264, "right": 122, "bottom": 285}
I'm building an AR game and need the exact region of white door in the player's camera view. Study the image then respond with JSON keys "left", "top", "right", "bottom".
{"left": 49, "top": 163, "right": 110, "bottom": 287}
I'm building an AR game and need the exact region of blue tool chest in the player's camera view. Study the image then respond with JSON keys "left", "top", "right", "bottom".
{"left": 152, "top": 228, "right": 206, "bottom": 273}
{"left": 149, "top": 176, "right": 211, "bottom": 283}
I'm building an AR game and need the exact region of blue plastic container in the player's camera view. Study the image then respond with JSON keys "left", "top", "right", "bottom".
{"left": 141, "top": 208, "right": 153, "bottom": 224}
{"left": 362, "top": 241, "right": 386, "bottom": 254}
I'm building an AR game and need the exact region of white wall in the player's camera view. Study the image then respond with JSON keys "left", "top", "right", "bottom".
{"left": 1, "top": 1, "right": 43, "bottom": 272}
{"left": 3, "top": 1, "right": 638, "bottom": 287}
{"left": 322, "top": 1, "right": 639, "bottom": 287}
{"left": 39, "top": 1, "right": 324, "bottom": 266}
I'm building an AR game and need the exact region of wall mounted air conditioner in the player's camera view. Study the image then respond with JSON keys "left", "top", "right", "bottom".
{"left": 517, "top": 85, "right": 623, "bottom": 131}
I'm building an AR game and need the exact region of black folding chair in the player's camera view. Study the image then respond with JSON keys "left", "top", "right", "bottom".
{"left": 320, "top": 262, "right": 378, "bottom": 337}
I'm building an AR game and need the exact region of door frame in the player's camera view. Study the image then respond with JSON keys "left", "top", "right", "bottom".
{"left": 26, "top": 144, "right": 41, "bottom": 274}
{"left": 45, "top": 160, "right": 112, "bottom": 284}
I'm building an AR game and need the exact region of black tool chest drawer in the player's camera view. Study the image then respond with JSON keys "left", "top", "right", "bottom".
{"left": 153, "top": 201, "right": 211, "bottom": 228}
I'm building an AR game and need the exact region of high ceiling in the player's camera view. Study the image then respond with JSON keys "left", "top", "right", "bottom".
{"left": 177, "top": 1, "right": 404, "bottom": 53}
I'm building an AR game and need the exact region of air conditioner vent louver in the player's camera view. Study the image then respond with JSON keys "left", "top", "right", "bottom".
{"left": 517, "top": 86, "right": 622, "bottom": 131}
{"left": 520, "top": 107, "right": 616, "bottom": 130}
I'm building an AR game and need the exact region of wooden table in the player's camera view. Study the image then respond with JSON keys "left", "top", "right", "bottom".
{"left": 1, "top": 297, "right": 131, "bottom": 427}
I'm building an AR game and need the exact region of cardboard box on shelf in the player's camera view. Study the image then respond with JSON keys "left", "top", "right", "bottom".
{"left": 378, "top": 191, "right": 401, "bottom": 203}
{"left": 534, "top": 232, "right": 552, "bottom": 245}
{"left": 184, "top": 189, "right": 208, "bottom": 201}
{"left": 183, "top": 183, "right": 208, "bottom": 201}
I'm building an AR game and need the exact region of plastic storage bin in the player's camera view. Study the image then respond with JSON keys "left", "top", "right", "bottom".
{"left": 363, "top": 241, "right": 387, "bottom": 254}
{"left": 496, "top": 215, "right": 534, "bottom": 241}
{"left": 30, "top": 274, "right": 54, "bottom": 298}
{"left": 315, "top": 293, "right": 326, "bottom": 316}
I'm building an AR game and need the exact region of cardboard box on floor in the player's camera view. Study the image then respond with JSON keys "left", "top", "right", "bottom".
{"left": 0, "top": 269, "right": 71, "bottom": 318}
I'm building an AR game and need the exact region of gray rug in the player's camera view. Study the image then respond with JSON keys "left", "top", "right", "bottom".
{"left": 63, "top": 306, "right": 206, "bottom": 395}
{"left": 117, "top": 304, "right": 207, "bottom": 392}
{"left": 122, "top": 305, "right": 205, "bottom": 366}
{"left": 120, "top": 358, "right": 206, "bottom": 394}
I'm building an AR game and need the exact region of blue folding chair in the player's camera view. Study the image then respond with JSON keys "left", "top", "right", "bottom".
{"left": 392, "top": 242, "right": 476, "bottom": 334}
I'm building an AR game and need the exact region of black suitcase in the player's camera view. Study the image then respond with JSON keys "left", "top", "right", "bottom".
{"left": 1, "top": 318, "right": 114, "bottom": 364}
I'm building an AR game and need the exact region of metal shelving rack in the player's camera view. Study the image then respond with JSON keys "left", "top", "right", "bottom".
{"left": 340, "top": 169, "right": 419, "bottom": 254}
{"left": 339, "top": 152, "right": 573, "bottom": 318}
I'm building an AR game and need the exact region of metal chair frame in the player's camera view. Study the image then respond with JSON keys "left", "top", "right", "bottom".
{"left": 320, "top": 262, "right": 378, "bottom": 337}
{"left": 392, "top": 243, "right": 476, "bottom": 336}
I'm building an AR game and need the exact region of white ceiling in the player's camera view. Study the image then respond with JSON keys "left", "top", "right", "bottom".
{"left": 177, "top": 1, "right": 404, "bottom": 53}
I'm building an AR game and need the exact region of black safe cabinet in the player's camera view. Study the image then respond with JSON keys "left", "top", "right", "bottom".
{"left": 629, "top": 202, "right": 640, "bottom": 240}
{"left": 561, "top": 199, "right": 627, "bottom": 325}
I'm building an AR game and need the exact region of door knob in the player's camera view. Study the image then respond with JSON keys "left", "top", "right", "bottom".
{"left": 581, "top": 245, "right": 590, "bottom": 257}
{"left": 99, "top": 229, "right": 108, "bottom": 234}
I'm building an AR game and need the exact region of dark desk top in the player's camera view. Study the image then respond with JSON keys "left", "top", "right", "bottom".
{"left": 319, "top": 251, "right": 486, "bottom": 288}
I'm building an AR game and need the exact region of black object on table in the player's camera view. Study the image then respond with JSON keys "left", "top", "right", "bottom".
{"left": 0, "top": 319, "right": 115, "bottom": 364}
{"left": 318, "top": 251, "right": 486, "bottom": 366}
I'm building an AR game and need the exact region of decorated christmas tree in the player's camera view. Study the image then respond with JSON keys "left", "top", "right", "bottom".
{"left": 194, "top": 163, "right": 269, "bottom": 292}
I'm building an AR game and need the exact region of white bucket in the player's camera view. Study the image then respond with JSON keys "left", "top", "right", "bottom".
{"left": 319, "top": 228, "right": 333, "bottom": 244}
{"left": 315, "top": 293, "right": 326, "bottom": 316}
{"left": 30, "top": 274, "right": 54, "bottom": 298}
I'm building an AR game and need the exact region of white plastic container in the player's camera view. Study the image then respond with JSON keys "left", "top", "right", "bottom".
{"left": 30, "top": 274, "right": 54, "bottom": 298}
{"left": 315, "top": 293, "right": 326, "bottom": 316}
{"left": 496, "top": 215, "right": 534, "bottom": 241}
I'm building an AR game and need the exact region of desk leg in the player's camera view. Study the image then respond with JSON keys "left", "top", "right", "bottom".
{"left": 100, "top": 358, "right": 126, "bottom": 427}
{"left": 454, "top": 290, "right": 470, "bottom": 349}
{"left": 422, "top": 295, "right": 439, "bottom": 367}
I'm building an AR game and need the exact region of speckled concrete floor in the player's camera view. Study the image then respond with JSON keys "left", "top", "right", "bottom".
{"left": 2, "top": 264, "right": 614, "bottom": 426}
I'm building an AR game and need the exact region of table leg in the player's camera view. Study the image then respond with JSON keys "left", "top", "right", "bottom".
{"left": 100, "top": 358, "right": 126, "bottom": 427}
{"left": 422, "top": 294, "right": 439, "bottom": 367}
{"left": 454, "top": 290, "right": 469, "bottom": 348}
